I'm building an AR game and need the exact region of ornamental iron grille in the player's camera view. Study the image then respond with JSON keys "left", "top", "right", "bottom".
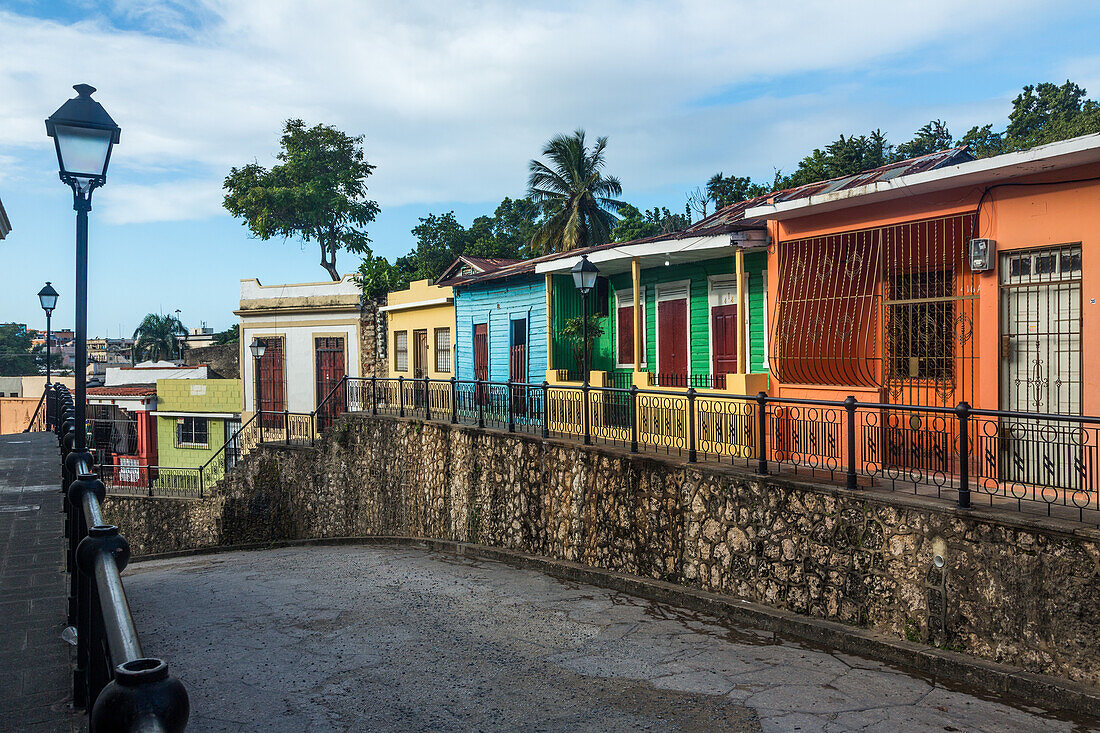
{"left": 773, "top": 213, "right": 978, "bottom": 477}
{"left": 987, "top": 244, "right": 1088, "bottom": 494}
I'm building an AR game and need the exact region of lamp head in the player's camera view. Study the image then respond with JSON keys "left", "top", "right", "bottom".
{"left": 571, "top": 254, "right": 599, "bottom": 295}
{"left": 45, "top": 84, "right": 121, "bottom": 193}
{"left": 38, "top": 282, "right": 59, "bottom": 314}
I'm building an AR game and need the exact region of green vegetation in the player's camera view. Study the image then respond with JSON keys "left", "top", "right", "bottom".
{"left": 0, "top": 324, "right": 36, "bottom": 376}
{"left": 354, "top": 78, "right": 1100, "bottom": 299}
{"left": 527, "top": 129, "right": 626, "bottom": 254}
{"left": 224, "top": 119, "right": 380, "bottom": 281}
{"left": 212, "top": 324, "right": 239, "bottom": 345}
{"left": 560, "top": 314, "right": 606, "bottom": 373}
{"left": 132, "top": 313, "right": 187, "bottom": 361}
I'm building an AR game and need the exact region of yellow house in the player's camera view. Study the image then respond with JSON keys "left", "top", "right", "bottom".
{"left": 381, "top": 279, "right": 455, "bottom": 380}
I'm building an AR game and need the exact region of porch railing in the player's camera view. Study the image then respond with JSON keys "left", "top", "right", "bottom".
{"left": 51, "top": 383, "right": 190, "bottom": 730}
{"left": 23, "top": 388, "right": 49, "bottom": 432}
{"left": 316, "top": 376, "right": 1100, "bottom": 525}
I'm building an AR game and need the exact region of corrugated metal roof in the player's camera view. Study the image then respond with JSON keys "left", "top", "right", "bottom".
{"left": 451, "top": 146, "right": 974, "bottom": 285}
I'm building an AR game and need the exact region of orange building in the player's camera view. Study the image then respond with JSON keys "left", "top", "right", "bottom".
{"left": 746, "top": 133, "right": 1100, "bottom": 495}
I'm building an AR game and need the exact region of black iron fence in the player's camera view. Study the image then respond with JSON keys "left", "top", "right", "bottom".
{"left": 51, "top": 383, "right": 190, "bottom": 730}
{"left": 314, "top": 376, "right": 1100, "bottom": 525}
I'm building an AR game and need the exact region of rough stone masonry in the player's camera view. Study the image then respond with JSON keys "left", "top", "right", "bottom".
{"left": 106, "top": 413, "right": 1100, "bottom": 690}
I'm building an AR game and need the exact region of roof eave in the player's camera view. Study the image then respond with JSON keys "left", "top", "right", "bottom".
{"left": 745, "top": 133, "right": 1100, "bottom": 221}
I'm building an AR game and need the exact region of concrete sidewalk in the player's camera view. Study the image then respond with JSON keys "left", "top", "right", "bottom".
{"left": 0, "top": 431, "right": 81, "bottom": 731}
{"left": 127, "top": 544, "right": 1100, "bottom": 732}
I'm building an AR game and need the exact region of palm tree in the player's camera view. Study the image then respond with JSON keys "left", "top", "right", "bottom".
{"left": 132, "top": 313, "right": 187, "bottom": 362}
{"left": 527, "top": 129, "right": 626, "bottom": 254}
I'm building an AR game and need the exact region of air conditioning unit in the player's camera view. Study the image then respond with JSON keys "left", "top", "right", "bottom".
{"left": 968, "top": 238, "right": 995, "bottom": 273}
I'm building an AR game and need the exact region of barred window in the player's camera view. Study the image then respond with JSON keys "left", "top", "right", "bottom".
{"left": 887, "top": 270, "right": 955, "bottom": 381}
{"left": 394, "top": 330, "right": 408, "bottom": 372}
{"left": 434, "top": 328, "right": 451, "bottom": 373}
{"left": 176, "top": 417, "right": 208, "bottom": 448}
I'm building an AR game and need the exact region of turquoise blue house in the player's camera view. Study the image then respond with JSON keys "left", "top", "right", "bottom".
{"left": 445, "top": 260, "right": 548, "bottom": 386}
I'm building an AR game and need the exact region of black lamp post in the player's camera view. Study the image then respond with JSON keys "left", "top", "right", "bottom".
{"left": 572, "top": 254, "right": 599, "bottom": 445}
{"left": 250, "top": 338, "right": 266, "bottom": 430}
{"left": 175, "top": 309, "right": 183, "bottom": 360}
{"left": 46, "top": 84, "right": 120, "bottom": 455}
{"left": 38, "top": 282, "right": 59, "bottom": 385}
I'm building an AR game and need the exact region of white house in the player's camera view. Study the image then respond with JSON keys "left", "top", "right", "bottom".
{"left": 236, "top": 276, "right": 363, "bottom": 418}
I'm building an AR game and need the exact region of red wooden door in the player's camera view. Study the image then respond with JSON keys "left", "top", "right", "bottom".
{"left": 617, "top": 305, "right": 634, "bottom": 365}
{"left": 473, "top": 323, "right": 489, "bottom": 403}
{"left": 711, "top": 304, "right": 738, "bottom": 377}
{"left": 257, "top": 338, "right": 284, "bottom": 428}
{"left": 658, "top": 299, "right": 688, "bottom": 376}
{"left": 509, "top": 319, "right": 527, "bottom": 415}
{"left": 315, "top": 337, "right": 345, "bottom": 430}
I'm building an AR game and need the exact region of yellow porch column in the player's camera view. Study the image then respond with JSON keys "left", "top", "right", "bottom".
{"left": 735, "top": 249, "right": 746, "bottom": 375}
{"left": 632, "top": 257, "right": 642, "bottom": 373}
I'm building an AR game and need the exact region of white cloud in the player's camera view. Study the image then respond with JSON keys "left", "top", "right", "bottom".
{"left": 0, "top": 0, "right": 1059, "bottom": 222}
{"left": 97, "top": 179, "right": 224, "bottom": 224}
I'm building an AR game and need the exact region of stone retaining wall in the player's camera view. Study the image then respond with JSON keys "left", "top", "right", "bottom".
{"left": 106, "top": 413, "right": 1100, "bottom": 688}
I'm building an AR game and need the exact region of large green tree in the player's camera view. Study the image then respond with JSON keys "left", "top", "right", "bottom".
{"left": 223, "top": 119, "right": 380, "bottom": 281}
{"left": 527, "top": 129, "right": 626, "bottom": 253}
{"left": 612, "top": 204, "right": 689, "bottom": 242}
{"left": 0, "top": 324, "right": 36, "bottom": 376}
{"left": 132, "top": 313, "right": 187, "bottom": 362}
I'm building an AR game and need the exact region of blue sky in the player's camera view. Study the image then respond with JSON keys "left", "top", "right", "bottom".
{"left": 2, "top": 0, "right": 1100, "bottom": 336}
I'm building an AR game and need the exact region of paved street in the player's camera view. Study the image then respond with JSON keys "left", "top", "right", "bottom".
{"left": 0, "top": 431, "right": 81, "bottom": 732}
{"left": 126, "top": 544, "right": 1099, "bottom": 733}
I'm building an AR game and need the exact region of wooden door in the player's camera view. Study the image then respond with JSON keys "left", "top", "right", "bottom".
{"left": 617, "top": 304, "right": 634, "bottom": 365}
{"left": 257, "top": 337, "right": 284, "bottom": 428}
{"left": 413, "top": 330, "right": 429, "bottom": 377}
{"left": 658, "top": 299, "right": 688, "bottom": 377}
{"left": 315, "top": 337, "right": 345, "bottom": 430}
{"left": 473, "top": 323, "right": 489, "bottom": 404}
{"left": 509, "top": 319, "right": 527, "bottom": 415}
{"left": 711, "top": 304, "right": 738, "bottom": 377}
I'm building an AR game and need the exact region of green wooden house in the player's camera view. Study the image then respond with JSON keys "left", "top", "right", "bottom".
{"left": 538, "top": 205, "right": 771, "bottom": 395}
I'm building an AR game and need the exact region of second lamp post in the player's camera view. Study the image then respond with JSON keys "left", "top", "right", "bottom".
{"left": 571, "top": 254, "right": 599, "bottom": 446}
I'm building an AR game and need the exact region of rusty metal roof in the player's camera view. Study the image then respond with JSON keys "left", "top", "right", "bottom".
{"left": 451, "top": 146, "right": 974, "bottom": 284}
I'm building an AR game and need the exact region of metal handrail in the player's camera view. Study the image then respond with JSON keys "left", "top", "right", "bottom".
{"left": 23, "top": 388, "right": 48, "bottom": 432}
{"left": 53, "top": 383, "right": 189, "bottom": 730}
{"left": 329, "top": 375, "right": 1100, "bottom": 522}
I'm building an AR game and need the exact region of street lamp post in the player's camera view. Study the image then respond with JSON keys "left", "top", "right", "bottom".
{"left": 38, "top": 282, "right": 59, "bottom": 386}
{"left": 250, "top": 338, "right": 266, "bottom": 441}
{"left": 175, "top": 309, "right": 183, "bottom": 360}
{"left": 571, "top": 254, "right": 599, "bottom": 446}
{"left": 46, "top": 84, "right": 120, "bottom": 456}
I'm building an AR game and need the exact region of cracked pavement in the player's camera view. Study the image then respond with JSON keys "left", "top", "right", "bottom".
{"left": 125, "top": 545, "right": 1099, "bottom": 732}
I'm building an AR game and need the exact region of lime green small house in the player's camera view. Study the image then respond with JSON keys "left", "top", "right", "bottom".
{"left": 153, "top": 378, "right": 242, "bottom": 469}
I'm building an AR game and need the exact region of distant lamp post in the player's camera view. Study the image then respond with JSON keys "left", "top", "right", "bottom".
{"left": 250, "top": 338, "right": 266, "bottom": 429}
{"left": 46, "top": 84, "right": 120, "bottom": 455}
{"left": 175, "top": 309, "right": 183, "bottom": 360}
{"left": 571, "top": 254, "right": 599, "bottom": 446}
{"left": 38, "top": 282, "right": 59, "bottom": 386}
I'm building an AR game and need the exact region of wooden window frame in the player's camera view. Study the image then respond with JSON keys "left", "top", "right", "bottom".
{"left": 434, "top": 327, "right": 451, "bottom": 373}
{"left": 394, "top": 330, "right": 408, "bottom": 372}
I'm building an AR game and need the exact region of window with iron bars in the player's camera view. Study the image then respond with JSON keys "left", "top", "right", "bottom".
{"left": 176, "top": 416, "right": 208, "bottom": 448}
{"left": 434, "top": 328, "right": 451, "bottom": 373}
{"left": 887, "top": 270, "right": 955, "bottom": 382}
{"left": 394, "top": 330, "right": 408, "bottom": 372}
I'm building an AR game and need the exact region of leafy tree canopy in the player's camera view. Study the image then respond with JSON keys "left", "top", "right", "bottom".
{"left": 212, "top": 324, "right": 239, "bottom": 345}
{"left": 356, "top": 197, "right": 540, "bottom": 298}
{"left": 528, "top": 129, "right": 626, "bottom": 253}
{"left": 612, "top": 204, "right": 690, "bottom": 242}
{"left": 0, "top": 324, "right": 36, "bottom": 376}
{"left": 697, "top": 80, "right": 1100, "bottom": 213}
{"left": 132, "top": 313, "right": 187, "bottom": 362}
{"left": 224, "top": 119, "right": 380, "bottom": 281}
